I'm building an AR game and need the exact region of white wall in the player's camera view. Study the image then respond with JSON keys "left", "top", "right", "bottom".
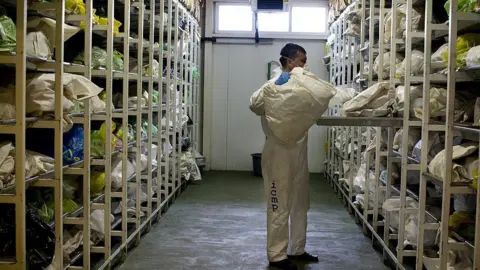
{"left": 206, "top": 40, "right": 329, "bottom": 172}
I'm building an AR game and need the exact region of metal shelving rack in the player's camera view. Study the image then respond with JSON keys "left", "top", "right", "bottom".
{"left": 324, "top": 0, "right": 480, "bottom": 270}
{"left": 0, "top": 0, "right": 202, "bottom": 269}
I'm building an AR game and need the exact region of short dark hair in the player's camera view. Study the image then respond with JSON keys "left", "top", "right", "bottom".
{"left": 279, "top": 43, "right": 306, "bottom": 68}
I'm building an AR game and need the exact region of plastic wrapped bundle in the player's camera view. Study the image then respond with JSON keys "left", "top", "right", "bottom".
{"left": 341, "top": 82, "right": 395, "bottom": 117}
{"left": 413, "top": 87, "right": 476, "bottom": 122}
{"left": 395, "top": 50, "right": 424, "bottom": 78}
{"left": 466, "top": 45, "right": 480, "bottom": 67}
{"left": 75, "top": 47, "right": 124, "bottom": 71}
{"left": 445, "top": 0, "right": 480, "bottom": 15}
{"left": 429, "top": 142, "right": 478, "bottom": 184}
{"left": 441, "top": 34, "right": 480, "bottom": 68}
{"left": 373, "top": 52, "right": 403, "bottom": 79}
{"left": 412, "top": 131, "right": 463, "bottom": 162}
{"left": 0, "top": 206, "right": 56, "bottom": 269}
{"left": 392, "top": 128, "right": 421, "bottom": 156}
{"left": 0, "top": 15, "right": 16, "bottom": 52}
{"left": 26, "top": 31, "right": 52, "bottom": 59}
{"left": 395, "top": 84, "right": 423, "bottom": 116}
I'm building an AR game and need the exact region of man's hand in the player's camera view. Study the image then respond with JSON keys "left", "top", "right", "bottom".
{"left": 275, "top": 72, "right": 290, "bottom": 86}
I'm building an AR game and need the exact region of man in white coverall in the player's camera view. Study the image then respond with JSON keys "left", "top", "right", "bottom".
{"left": 249, "top": 43, "right": 319, "bottom": 270}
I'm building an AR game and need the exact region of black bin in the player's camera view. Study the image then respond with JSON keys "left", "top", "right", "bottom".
{"left": 251, "top": 153, "right": 262, "bottom": 177}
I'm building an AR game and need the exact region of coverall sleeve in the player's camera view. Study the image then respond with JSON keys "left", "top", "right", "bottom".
{"left": 249, "top": 85, "right": 266, "bottom": 116}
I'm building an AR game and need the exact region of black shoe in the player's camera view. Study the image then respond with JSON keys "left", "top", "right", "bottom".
{"left": 269, "top": 259, "right": 298, "bottom": 270}
{"left": 288, "top": 252, "right": 319, "bottom": 262}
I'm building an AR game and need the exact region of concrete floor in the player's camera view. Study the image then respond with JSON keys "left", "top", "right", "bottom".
{"left": 119, "top": 171, "right": 388, "bottom": 270}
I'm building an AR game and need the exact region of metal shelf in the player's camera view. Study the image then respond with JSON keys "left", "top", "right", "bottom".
{"left": 0, "top": 0, "right": 202, "bottom": 269}
{"left": 325, "top": 1, "right": 480, "bottom": 270}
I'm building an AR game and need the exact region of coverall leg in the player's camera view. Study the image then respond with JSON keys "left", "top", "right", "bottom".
{"left": 263, "top": 137, "right": 309, "bottom": 262}
{"left": 288, "top": 138, "right": 309, "bottom": 256}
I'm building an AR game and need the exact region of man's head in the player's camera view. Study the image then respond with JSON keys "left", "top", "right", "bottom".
{"left": 279, "top": 43, "right": 307, "bottom": 72}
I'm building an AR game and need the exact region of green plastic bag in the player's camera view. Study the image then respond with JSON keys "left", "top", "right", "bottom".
{"left": 445, "top": 0, "right": 479, "bottom": 14}
{"left": 113, "top": 50, "right": 124, "bottom": 71}
{"left": 0, "top": 15, "right": 16, "bottom": 52}
{"left": 91, "top": 130, "right": 105, "bottom": 157}
{"left": 142, "top": 120, "right": 158, "bottom": 136}
{"left": 37, "top": 203, "right": 54, "bottom": 223}
{"left": 75, "top": 46, "right": 124, "bottom": 71}
{"left": 441, "top": 34, "right": 480, "bottom": 68}
{"left": 152, "top": 90, "right": 159, "bottom": 105}
{"left": 91, "top": 171, "right": 105, "bottom": 196}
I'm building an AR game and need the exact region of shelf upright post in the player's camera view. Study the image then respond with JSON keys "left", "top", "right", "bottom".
{"left": 121, "top": 0, "right": 131, "bottom": 256}
{"left": 364, "top": 127, "right": 372, "bottom": 235}
{"left": 166, "top": 0, "right": 173, "bottom": 199}
{"left": 12, "top": 0, "right": 27, "bottom": 268}
{"left": 178, "top": 8, "right": 186, "bottom": 186}
{"left": 103, "top": 0, "right": 115, "bottom": 263}
{"left": 188, "top": 16, "right": 194, "bottom": 150}
{"left": 82, "top": 0, "right": 94, "bottom": 266}
{"left": 476, "top": 143, "right": 480, "bottom": 267}
{"left": 378, "top": 0, "right": 385, "bottom": 82}
{"left": 372, "top": 126, "right": 382, "bottom": 232}
{"left": 173, "top": 2, "right": 181, "bottom": 191}
{"left": 146, "top": 0, "right": 156, "bottom": 231}
{"left": 438, "top": 1, "right": 457, "bottom": 269}
{"left": 196, "top": 23, "right": 201, "bottom": 151}
{"left": 367, "top": 0, "right": 375, "bottom": 86}
{"left": 156, "top": 0, "right": 166, "bottom": 214}
{"left": 372, "top": 0, "right": 383, "bottom": 239}
{"left": 360, "top": 0, "right": 366, "bottom": 85}
{"left": 397, "top": 0, "right": 416, "bottom": 265}
{"left": 416, "top": 0, "right": 435, "bottom": 268}
{"left": 134, "top": 0, "right": 145, "bottom": 246}
{"left": 53, "top": 0, "right": 65, "bottom": 267}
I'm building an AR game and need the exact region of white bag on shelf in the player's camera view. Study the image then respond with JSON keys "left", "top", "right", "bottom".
{"left": 373, "top": 52, "right": 403, "bottom": 79}
{"left": 110, "top": 154, "right": 135, "bottom": 190}
{"left": 466, "top": 45, "right": 480, "bottom": 67}
{"left": 392, "top": 128, "right": 421, "bottom": 155}
{"left": 395, "top": 50, "right": 424, "bottom": 78}
{"left": 341, "top": 82, "right": 394, "bottom": 117}
{"left": 26, "top": 31, "right": 52, "bottom": 59}
{"left": 429, "top": 142, "right": 478, "bottom": 184}
{"left": 382, "top": 197, "right": 417, "bottom": 229}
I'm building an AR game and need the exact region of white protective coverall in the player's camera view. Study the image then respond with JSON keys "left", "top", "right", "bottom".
{"left": 249, "top": 67, "right": 336, "bottom": 262}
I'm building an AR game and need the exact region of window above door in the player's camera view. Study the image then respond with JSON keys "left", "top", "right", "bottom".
{"left": 214, "top": 0, "right": 328, "bottom": 39}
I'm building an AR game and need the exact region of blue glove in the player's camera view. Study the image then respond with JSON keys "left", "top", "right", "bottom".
{"left": 275, "top": 72, "right": 290, "bottom": 85}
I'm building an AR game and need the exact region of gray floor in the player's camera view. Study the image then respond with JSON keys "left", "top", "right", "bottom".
{"left": 119, "top": 171, "right": 387, "bottom": 270}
